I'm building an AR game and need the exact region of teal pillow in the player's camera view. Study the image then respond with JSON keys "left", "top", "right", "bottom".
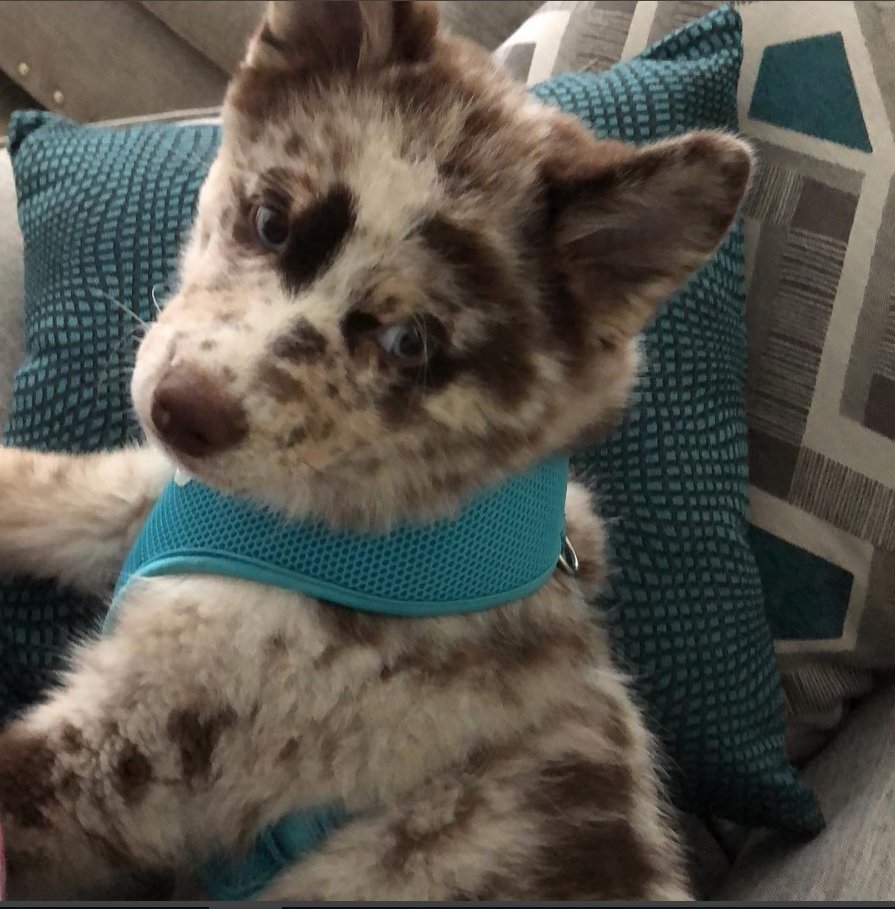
{"left": 2, "top": 115, "right": 221, "bottom": 713}
{"left": 2, "top": 7, "right": 820, "bottom": 834}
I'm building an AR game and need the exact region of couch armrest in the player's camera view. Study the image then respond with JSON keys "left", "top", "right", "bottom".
{"left": 0, "top": 145, "right": 24, "bottom": 428}
{"left": 714, "top": 677, "right": 895, "bottom": 900}
{"left": 141, "top": 0, "right": 543, "bottom": 64}
{"left": 0, "top": 0, "right": 228, "bottom": 122}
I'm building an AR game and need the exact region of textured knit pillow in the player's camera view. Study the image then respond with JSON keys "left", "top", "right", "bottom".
{"left": 1, "top": 114, "right": 221, "bottom": 713}
{"left": 2, "top": 7, "right": 819, "bottom": 834}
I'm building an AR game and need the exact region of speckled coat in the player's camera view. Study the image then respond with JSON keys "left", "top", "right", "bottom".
{"left": 0, "top": 0, "right": 751, "bottom": 899}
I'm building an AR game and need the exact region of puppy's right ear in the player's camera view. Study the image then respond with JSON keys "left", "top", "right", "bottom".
{"left": 245, "top": 0, "right": 439, "bottom": 75}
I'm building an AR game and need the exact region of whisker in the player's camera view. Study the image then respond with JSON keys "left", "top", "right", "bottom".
{"left": 77, "top": 375, "right": 141, "bottom": 445}
{"left": 150, "top": 283, "right": 166, "bottom": 316}
{"left": 67, "top": 313, "right": 143, "bottom": 433}
{"left": 89, "top": 288, "right": 147, "bottom": 327}
{"left": 93, "top": 324, "right": 144, "bottom": 396}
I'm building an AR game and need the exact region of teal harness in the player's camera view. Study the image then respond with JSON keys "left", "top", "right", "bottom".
{"left": 108, "top": 456, "right": 569, "bottom": 899}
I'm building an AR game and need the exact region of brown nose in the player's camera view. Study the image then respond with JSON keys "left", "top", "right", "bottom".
{"left": 151, "top": 367, "right": 248, "bottom": 458}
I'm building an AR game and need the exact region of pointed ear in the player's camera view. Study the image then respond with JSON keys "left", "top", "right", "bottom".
{"left": 544, "top": 127, "right": 753, "bottom": 344}
{"left": 246, "top": 0, "right": 439, "bottom": 75}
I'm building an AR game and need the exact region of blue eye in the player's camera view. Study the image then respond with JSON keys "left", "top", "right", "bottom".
{"left": 254, "top": 204, "right": 290, "bottom": 251}
{"left": 376, "top": 321, "right": 428, "bottom": 363}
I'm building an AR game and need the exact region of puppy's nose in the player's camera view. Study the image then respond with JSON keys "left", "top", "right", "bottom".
{"left": 151, "top": 367, "right": 248, "bottom": 458}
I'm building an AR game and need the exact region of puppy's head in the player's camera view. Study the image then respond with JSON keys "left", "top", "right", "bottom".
{"left": 132, "top": 0, "right": 751, "bottom": 528}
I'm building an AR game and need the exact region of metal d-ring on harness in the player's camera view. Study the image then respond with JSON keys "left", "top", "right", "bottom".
{"left": 558, "top": 534, "right": 579, "bottom": 575}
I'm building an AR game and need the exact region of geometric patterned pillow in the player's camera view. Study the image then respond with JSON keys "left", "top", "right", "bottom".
{"left": 499, "top": 0, "right": 895, "bottom": 769}
{"left": 521, "top": 7, "right": 821, "bottom": 836}
{"left": 734, "top": 0, "right": 895, "bottom": 762}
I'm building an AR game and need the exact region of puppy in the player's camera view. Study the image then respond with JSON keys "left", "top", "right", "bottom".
{"left": 0, "top": 1, "right": 750, "bottom": 899}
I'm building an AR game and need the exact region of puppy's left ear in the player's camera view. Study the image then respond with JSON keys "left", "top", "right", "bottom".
{"left": 543, "top": 125, "right": 753, "bottom": 345}
{"left": 246, "top": 0, "right": 439, "bottom": 75}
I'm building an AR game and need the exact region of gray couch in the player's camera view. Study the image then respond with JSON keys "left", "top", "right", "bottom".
{"left": 0, "top": 1, "right": 541, "bottom": 127}
{"left": 0, "top": 0, "right": 893, "bottom": 900}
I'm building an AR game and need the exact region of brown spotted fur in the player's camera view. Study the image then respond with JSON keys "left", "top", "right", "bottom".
{"left": 0, "top": 1, "right": 751, "bottom": 898}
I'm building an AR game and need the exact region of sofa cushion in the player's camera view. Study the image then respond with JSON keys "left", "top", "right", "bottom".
{"left": 140, "top": 1, "right": 263, "bottom": 75}
{"left": 139, "top": 0, "right": 541, "bottom": 75}
{"left": 715, "top": 678, "right": 895, "bottom": 899}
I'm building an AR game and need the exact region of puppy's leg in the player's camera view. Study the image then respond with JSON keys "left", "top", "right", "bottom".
{"left": 0, "top": 580, "right": 270, "bottom": 899}
{"left": 255, "top": 779, "right": 692, "bottom": 902}
{"left": 0, "top": 576, "right": 362, "bottom": 900}
{"left": 0, "top": 445, "right": 172, "bottom": 595}
{"left": 256, "top": 731, "right": 692, "bottom": 902}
